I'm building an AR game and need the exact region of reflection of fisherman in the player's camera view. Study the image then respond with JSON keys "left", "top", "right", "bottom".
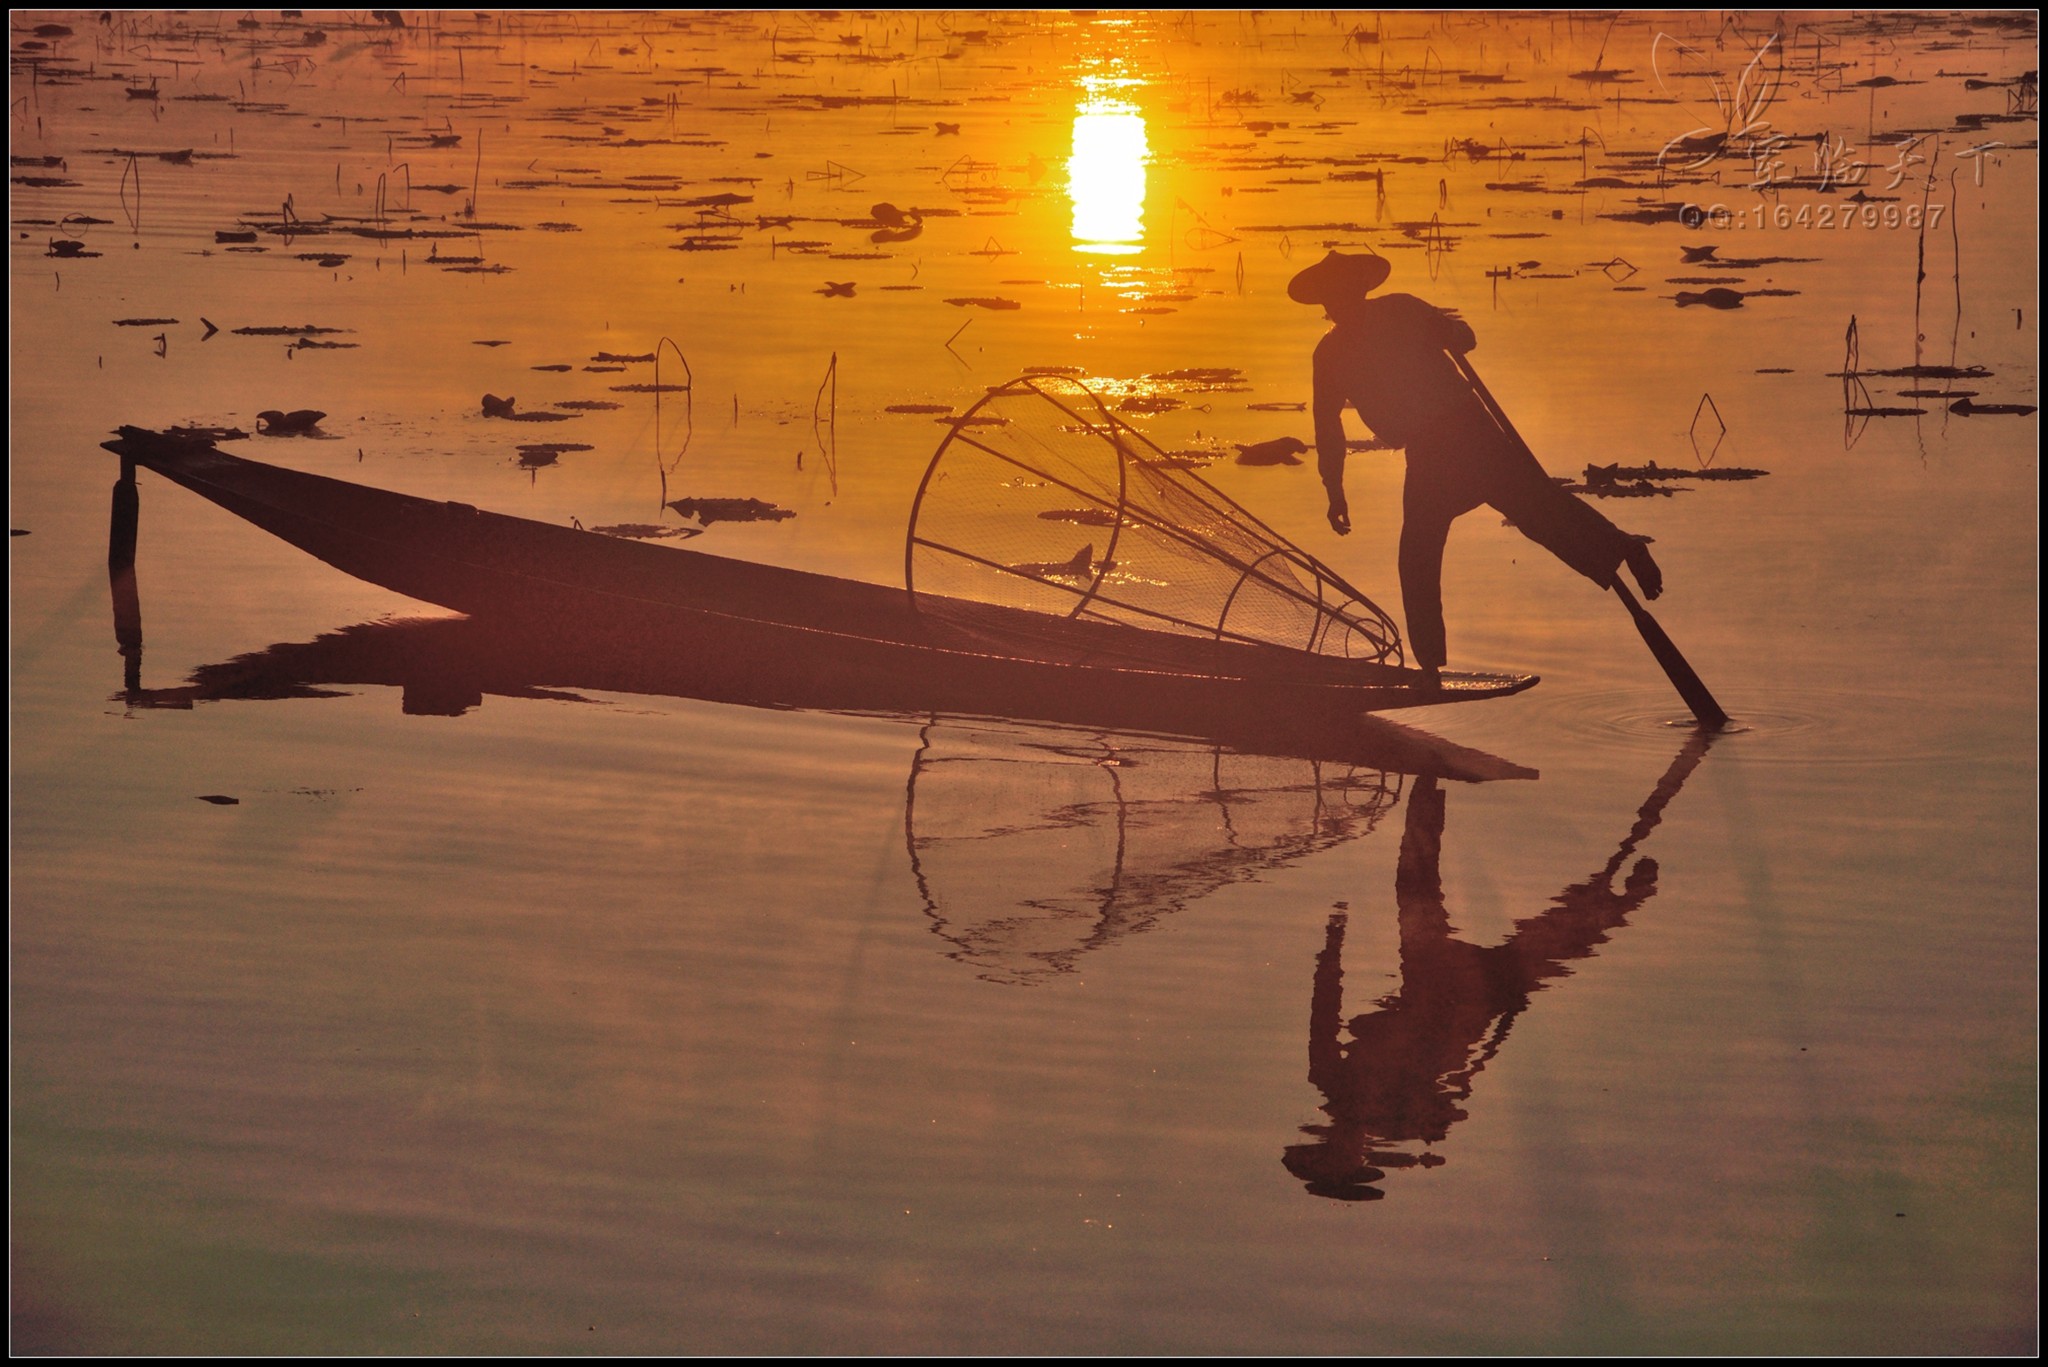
{"left": 1282, "top": 739, "right": 1708, "bottom": 1201}
{"left": 1289, "top": 251, "right": 1665, "bottom": 678}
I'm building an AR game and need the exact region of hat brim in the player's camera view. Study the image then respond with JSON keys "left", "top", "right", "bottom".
{"left": 1287, "top": 251, "right": 1391, "bottom": 305}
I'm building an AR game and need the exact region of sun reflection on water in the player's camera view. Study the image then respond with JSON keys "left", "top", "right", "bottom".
{"left": 1067, "top": 80, "right": 1149, "bottom": 256}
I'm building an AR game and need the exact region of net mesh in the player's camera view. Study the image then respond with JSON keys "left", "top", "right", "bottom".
{"left": 906, "top": 375, "right": 1403, "bottom": 664}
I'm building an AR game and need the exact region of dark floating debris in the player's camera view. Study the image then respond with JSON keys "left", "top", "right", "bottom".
{"left": 667, "top": 496, "right": 796, "bottom": 525}
{"left": 166, "top": 425, "right": 249, "bottom": 441}
{"left": 255, "top": 409, "right": 326, "bottom": 435}
{"left": 1010, "top": 544, "right": 1097, "bottom": 579}
{"left": 233, "top": 324, "right": 349, "bottom": 336}
{"left": 1581, "top": 461, "right": 1768, "bottom": 487}
{"left": 531, "top": 364, "right": 573, "bottom": 372}
{"left": 481, "top": 393, "right": 517, "bottom": 417}
{"left": 592, "top": 523, "right": 700, "bottom": 540}
{"left": 1148, "top": 368, "right": 1249, "bottom": 391}
{"left": 1676, "top": 288, "right": 1745, "bottom": 309}
{"left": 1037, "top": 507, "right": 1121, "bottom": 527}
{"left": 554, "top": 399, "right": 624, "bottom": 410}
{"left": 1235, "top": 436, "right": 1310, "bottom": 465}
{"left": 113, "top": 317, "right": 179, "bottom": 326}
{"left": 1560, "top": 477, "right": 1680, "bottom": 497}
{"left": 196, "top": 794, "right": 240, "bottom": 805}
{"left": 886, "top": 403, "right": 954, "bottom": 414}
{"left": 1835, "top": 364, "right": 1993, "bottom": 380}
{"left": 1950, "top": 397, "right": 2037, "bottom": 416}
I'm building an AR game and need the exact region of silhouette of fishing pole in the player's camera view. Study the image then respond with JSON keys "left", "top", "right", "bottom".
{"left": 1449, "top": 353, "right": 1729, "bottom": 728}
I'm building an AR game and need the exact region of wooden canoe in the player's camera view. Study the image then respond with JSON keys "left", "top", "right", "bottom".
{"left": 103, "top": 426, "right": 1538, "bottom": 719}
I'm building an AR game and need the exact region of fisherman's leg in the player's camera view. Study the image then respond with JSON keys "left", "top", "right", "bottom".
{"left": 1490, "top": 470, "right": 1660, "bottom": 598}
{"left": 1398, "top": 482, "right": 1463, "bottom": 672}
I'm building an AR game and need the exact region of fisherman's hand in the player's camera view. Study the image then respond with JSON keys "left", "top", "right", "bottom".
{"left": 1326, "top": 497, "right": 1351, "bottom": 536}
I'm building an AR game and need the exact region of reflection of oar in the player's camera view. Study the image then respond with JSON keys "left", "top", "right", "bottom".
{"left": 1449, "top": 352, "right": 1729, "bottom": 728}
{"left": 1593, "top": 726, "right": 1717, "bottom": 885}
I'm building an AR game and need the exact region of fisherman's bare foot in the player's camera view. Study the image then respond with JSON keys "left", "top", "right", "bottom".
{"left": 1623, "top": 536, "right": 1663, "bottom": 600}
{"left": 1327, "top": 498, "right": 1351, "bottom": 535}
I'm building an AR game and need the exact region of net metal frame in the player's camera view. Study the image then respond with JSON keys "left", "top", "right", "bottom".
{"left": 903, "top": 374, "right": 1404, "bottom": 665}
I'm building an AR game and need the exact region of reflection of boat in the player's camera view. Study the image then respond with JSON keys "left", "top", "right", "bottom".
{"left": 1283, "top": 730, "right": 1714, "bottom": 1201}
{"left": 111, "top": 615, "right": 1538, "bottom": 780}
{"left": 116, "top": 614, "right": 1537, "bottom": 988}
{"left": 906, "top": 720, "right": 1429, "bottom": 985}
{"left": 105, "top": 404, "right": 1531, "bottom": 717}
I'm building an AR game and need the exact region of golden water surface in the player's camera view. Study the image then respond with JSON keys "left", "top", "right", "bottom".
{"left": 10, "top": 10, "right": 2038, "bottom": 1354}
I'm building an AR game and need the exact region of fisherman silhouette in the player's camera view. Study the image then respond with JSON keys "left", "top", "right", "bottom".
{"left": 1282, "top": 732, "right": 1712, "bottom": 1202}
{"left": 1290, "top": 251, "right": 1665, "bottom": 679}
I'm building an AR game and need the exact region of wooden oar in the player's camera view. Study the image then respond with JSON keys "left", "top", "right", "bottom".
{"left": 1449, "top": 352, "right": 1730, "bottom": 728}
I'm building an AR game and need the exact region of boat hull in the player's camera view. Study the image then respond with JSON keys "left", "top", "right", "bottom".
{"left": 103, "top": 428, "right": 1538, "bottom": 717}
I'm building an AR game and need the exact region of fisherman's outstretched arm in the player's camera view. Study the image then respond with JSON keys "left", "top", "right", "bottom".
{"left": 1311, "top": 347, "right": 1353, "bottom": 534}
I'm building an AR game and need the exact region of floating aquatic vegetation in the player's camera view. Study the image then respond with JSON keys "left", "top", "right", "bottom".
{"left": 1037, "top": 508, "right": 1120, "bottom": 527}
{"left": 1235, "top": 437, "right": 1308, "bottom": 465}
{"left": 233, "top": 325, "right": 351, "bottom": 337}
{"left": 667, "top": 497, "right": 795, "bottom": 525}
{"left": 593, "top": 522, "right": 701, "bottom": 540}
{"left": 165, "top": 425, "right": 249, "bottom": 442}
{"left": 256, "top": 409, "right": 326, "bottom": 435}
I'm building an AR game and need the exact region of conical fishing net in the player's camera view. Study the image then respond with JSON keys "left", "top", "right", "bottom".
{"left": 906, "top": 375, "right": 1403, "bottom": 665}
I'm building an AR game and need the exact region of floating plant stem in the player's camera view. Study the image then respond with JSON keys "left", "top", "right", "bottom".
{"left": 119, "top": 153, "right": 140, "bottom": 233}
{"left": 654, "top": 335, "right": 694, "bottom": 505}
{"left": 812, "top": 352, "right": 839, "bottom": 496}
